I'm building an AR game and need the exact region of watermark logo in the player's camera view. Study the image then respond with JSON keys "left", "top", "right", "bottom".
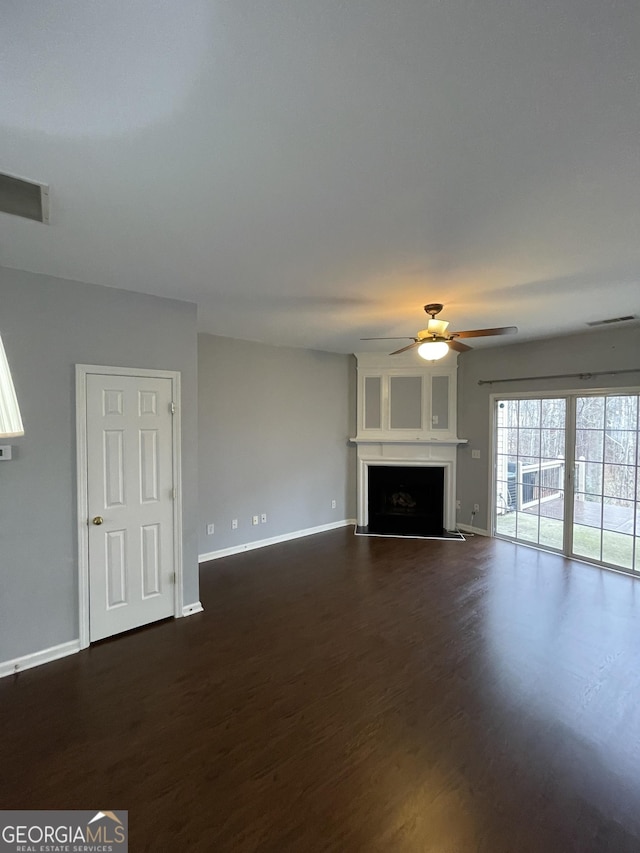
{"left": 87, "top": 812, "right": 122, "bottom": 828}
{"left": 0, "top": 810, "right": 128, "bottom": 852}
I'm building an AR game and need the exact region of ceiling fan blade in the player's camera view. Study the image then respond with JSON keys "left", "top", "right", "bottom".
{"left": 390, "top": 341, "right": 421, "bottom": 355}
{"left": 448, "top": 339, "right": 472, "bottom": 352}
{"left": 360, "top": 336, "right": 416, "bottom": 341}
{"left": 449, "top": 326, "right": 518, "bottom": 339}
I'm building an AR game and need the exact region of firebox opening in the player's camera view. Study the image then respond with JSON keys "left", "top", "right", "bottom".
{"left": 367, "top": 465, "right": 445, "bottom": 536}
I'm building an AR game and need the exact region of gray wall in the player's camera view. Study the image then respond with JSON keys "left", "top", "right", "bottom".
{"left": 198, "top": 334, "right": 356, "bottom": 555}
{"left": 457, "top": 325, "right": 640, "bottom": 531}
{"left": 0, "top": 267, "right": 199, "bottom": 663}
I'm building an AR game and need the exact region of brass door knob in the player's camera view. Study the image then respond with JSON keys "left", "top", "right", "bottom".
{"left": 92, "top": 516, "right": 104, "bottom": 525}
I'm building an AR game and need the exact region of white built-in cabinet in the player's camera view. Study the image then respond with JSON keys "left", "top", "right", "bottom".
{"left": 355, "top": 352, "right": 459, "bottom": 442}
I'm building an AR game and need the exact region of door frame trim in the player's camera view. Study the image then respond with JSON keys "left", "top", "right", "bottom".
{"left": 75, "top": 364, "right": 184, "bottom": 649}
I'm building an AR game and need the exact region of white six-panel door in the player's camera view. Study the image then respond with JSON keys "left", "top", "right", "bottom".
{"left": 85, "top": 373, "right": 176, "bottom": 641}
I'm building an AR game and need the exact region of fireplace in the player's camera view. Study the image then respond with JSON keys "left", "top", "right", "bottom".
{"left": 352, "top": 351, "right": 467, "bottom": 536}
{"left": 367, "top": 465, "right": 444, "bottom": 535}
{"left": 355, "top": 453, "right": 461, "bottom": 535}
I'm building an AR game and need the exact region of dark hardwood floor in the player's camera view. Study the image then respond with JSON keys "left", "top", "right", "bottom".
{"left": 2, "top": 529, "right": 640, "bottom": 851}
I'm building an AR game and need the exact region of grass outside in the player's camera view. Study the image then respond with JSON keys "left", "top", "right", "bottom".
{"left": 495, "top": 511, "right": 638, "bottom": 571}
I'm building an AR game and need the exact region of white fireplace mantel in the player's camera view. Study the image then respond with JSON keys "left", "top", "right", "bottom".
{"left": 352, "top": 437, "right": 467, "bottom": 445}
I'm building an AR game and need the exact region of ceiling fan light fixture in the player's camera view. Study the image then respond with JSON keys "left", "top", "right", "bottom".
{"left": 365, "top": 302, "right": 517, "bottom": 357}
{"left": 417, "top": 340, "right": 449, "bottom": 361}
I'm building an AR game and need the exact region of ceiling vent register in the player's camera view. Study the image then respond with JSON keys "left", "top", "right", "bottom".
{"left": 587, "top": 315, "right": 636, "bottom": 326}
{"left": 0, "top": 172, "right": 50, "bottom": 223}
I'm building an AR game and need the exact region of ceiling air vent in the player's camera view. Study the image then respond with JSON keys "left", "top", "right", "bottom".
{"left": 0, "top": 172, "right": 50, "bottom": 223}
{"left": 587, "top": 315, "right": 636, "bottom": 327}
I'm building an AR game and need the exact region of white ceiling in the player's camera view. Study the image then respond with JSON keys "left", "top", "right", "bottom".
{"left": 1, "top": 0, "right": 639, "bottom": 353}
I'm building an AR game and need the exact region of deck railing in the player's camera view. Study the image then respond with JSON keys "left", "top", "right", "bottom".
{"left": 496, "top": 458, "right": 588, "bottom": 514}
{"left": 517, "top": 460, "right": 564, "bottom": 509}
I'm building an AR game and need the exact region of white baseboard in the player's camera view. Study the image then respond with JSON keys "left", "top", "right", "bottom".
{"left": 0, "top": 639, "right": 81, "bottom": 680}
{"left": 457, "top": 523, "right": 490, "bottom": 537}
{"left": 199, "top": 518, "right": 356, "bottom": 563}
{"left": 1, "top": 605, "right": 204, "bottom": 678}
{"left": 182, "top": 601, "right": 204, "bottom": 617}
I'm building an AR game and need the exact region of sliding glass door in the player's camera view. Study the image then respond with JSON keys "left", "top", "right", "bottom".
{"left": 495, "top": 397, "right": 567, "bottom": 551}
{"left": 573, "top": 395, "right": 638, "bottom": 571}
{"left": 493, "top": 392, "right": 640, "bottom": 574}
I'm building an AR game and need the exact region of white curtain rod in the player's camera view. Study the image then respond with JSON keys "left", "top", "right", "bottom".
{"left": 478, "top": 367, "right": 640, "bottom": 386}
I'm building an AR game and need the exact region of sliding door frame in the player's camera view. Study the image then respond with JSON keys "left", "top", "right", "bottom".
{"left": 490, "top": 385, "right": 640, "bottom": 575}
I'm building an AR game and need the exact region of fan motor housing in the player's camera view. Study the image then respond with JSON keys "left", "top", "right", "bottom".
{"left": 424, "top": 303, "right": 444, "bottom": 317}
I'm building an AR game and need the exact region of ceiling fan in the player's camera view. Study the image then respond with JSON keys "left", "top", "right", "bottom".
{"left": 362, "top": 303, "right": 518, "bottom": 360}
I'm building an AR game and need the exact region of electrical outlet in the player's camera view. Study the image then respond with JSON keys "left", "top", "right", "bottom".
{"left": 456, "top": 500, "right": 461, "bottom": 510}
{"left": 206, "top": 523, "right": 215, "bottom": 535}
{"left": 261, "top": 513, "right": 267, "bottom": 524}
{"left": 331, "top": 499, "right": 336, "bottom": 509}
{"left": 472, "top": 449, "right": 481, "bottom": 459}
{"left": 473, "top": 503, "right": 480, "bottom": 513}
{"left": 252, "top": 515, "right": 259, "bottom": 526}
{"left": 231, "top": 519, "right": 238, "bottom": 530}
